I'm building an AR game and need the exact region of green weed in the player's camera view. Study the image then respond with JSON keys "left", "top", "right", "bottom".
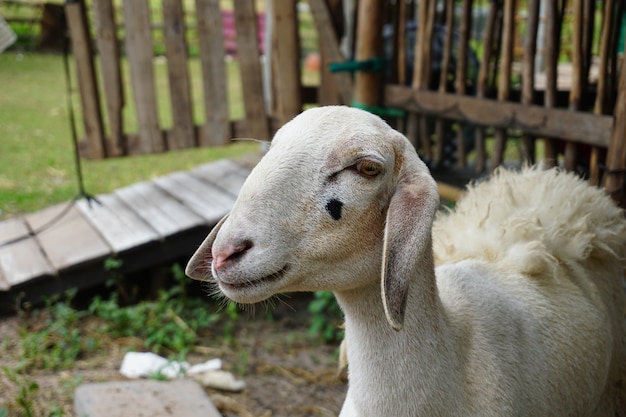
{"left": 89, "top": 263, "right": 222, "bottom": 357}
{"left": 2, "top": 367, "right": 39, "bottom": 417}
{"left": 308, "top": 291, "right": 344, "bottom": 343}
{"left": 17, "top": 291, "right": 97, "bottom": 371}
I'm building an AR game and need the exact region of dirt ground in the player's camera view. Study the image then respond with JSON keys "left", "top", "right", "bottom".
{"left": 0, "top": 295, "right": 347, "bottom": 417}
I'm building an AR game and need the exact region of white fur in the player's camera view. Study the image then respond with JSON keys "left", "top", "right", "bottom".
{"left": 186, "top": 106, "right": 626, "bottom": 417}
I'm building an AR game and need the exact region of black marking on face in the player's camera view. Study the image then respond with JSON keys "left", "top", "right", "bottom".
{"left": 326, "top": 198, "right": 344, "bottom": 221}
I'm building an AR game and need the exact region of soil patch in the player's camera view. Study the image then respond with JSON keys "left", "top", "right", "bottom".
{"left": 0, "top": 295, "right": 346, "bottom": 417}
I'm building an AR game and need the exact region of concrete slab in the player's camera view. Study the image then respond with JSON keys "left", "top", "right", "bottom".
{"left": 74, "top": 379, "right": 221, "bottom": 417}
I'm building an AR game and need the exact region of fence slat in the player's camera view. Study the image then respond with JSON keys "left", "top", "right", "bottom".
{"left": 123, "top": 0, "right": 163, "bottom": 154}
{"left": 272, "top": 0, "right": 302, "bottom": 125}
{"left": 163, "top": 0, "right": 195, "bottom": 150}
{"left": 317, "top": 0, "right": 343, "bottom": 105}
{"left": 474, "top": 0, "right": 501, "bottom": 173}
{"left": 520, "top": 0, "right": 540, "bottom": 164}
{"left": 433, "top": 0, "right": 454, "bottom": 164}
{"left": 604, "top": 65, "right": 626, "bottom": 205}
{"left": 491, "top": 0, "right": 515, "bottom": 171}
{"left": 93, "top": 0, "right": 123, "bottom": 156}
{"left": 565, "top": 0, "right": 585, "bottom": 171}
{"left": 65, "top": 1, "right": 105, "bottom": 159}
{"left": 196, "top": 0, "right": 230, "bottom": 146}
{"left": 308, "top": 0, "right": 353, "bottom": 104}
{"left": 542, "top": 0, "right": 561, "bottom": 168}
{"left": 234, "top": 0, "right": 269, "bottom": 140}
{"left": 455, "top": 0, "right": 472, "bottom": 168}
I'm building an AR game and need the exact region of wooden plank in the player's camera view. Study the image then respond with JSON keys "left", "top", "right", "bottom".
{"left": 65, "top": 1, "right": 106, "bottom": 159}
{"left": 25, "top": 204, "right": 111, "bottom": 272}
{"left": 115, "top": 181, "right": 205, "bottom": 238}
{"left": 196, "top": 0, "right": 230, "bottom": 146}
{"left": 0, "top": 218, "right": 55, "bottom": 289}
{"left": 76, "top": 194, "right": 160, "bottom": 253}
{"left": 190, "top": 158, "right": 251, "bottom": 197}
{"left": 385, "top": 85, "right": 613, "bottom": 148}
{"left": 93, "top": 0, "right": 124, "bottom": 156}
{"left": 234, "top": 0, "right": 270, "bottom": 140}
{"left": 123, "top": 0, "right": 164, "bottom": 153}
{"left": 272, "top": 0, "right": 302, "bottom": 125}
{"left": 163, "top": 0, "right": 195, "bottom": 150}
{"left": 308, "top": 0, "right": 353, "bottom": 104}
{"left": 153, "top": 171, "right": 236, "bottom": 224}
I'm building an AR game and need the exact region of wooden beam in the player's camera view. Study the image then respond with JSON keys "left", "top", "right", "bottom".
{"left": 385, "top": 85, "right": 613, "bottom": 148}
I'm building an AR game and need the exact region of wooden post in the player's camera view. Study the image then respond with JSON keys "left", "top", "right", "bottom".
{"left": 123, "top": 0, "right": 164, "bottom": 154}
{"left": 196, "top": 0, "right": 230, "bottom": 146}
{"left": 353, "top": 0, "right": 383, "bottom": 108}
{"left": 234, "top": 0, "right": 270, "bottom": 140}
{"left": 93, "top": 0, "right": 123, "bottom": 156}
{"left": 163, "top": 0, "right": 195, "bottom": 150}
{"left": 65, "top": 0, "right": 106, "bottom": 159}
{"left": 272, "top": 0, "right": 302, "bottom": 126}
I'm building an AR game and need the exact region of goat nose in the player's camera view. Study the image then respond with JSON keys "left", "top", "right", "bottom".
{"left": 212, "top": 239, "right": 253, "bottom": 270}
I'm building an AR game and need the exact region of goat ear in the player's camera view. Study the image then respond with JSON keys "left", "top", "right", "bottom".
{"left": 381, "top": 151, "right": 439, "bottom": 331}
{"left": 185, "top": 214, "right": 230, "bottom": 281}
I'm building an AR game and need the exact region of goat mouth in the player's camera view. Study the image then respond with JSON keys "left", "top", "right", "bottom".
{"left": 217, "top": 265, "right": 290, "bottom": 292}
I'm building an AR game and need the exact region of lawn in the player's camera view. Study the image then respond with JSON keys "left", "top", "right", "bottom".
{"left": 0, "top": 52, "right": 259, "bottom": 220}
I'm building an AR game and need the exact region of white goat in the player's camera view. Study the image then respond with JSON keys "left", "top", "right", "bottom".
{"left": 186, "top": 106, "right": 626, "bottom": 417}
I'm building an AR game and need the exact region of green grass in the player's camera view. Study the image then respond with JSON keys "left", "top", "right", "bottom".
{"left": 0, "top": 52, "right": 258, "bottom": 220}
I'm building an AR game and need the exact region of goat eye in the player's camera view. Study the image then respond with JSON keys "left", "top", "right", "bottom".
{"left": 356, "top": 160, "right": 382, "bottom": 177}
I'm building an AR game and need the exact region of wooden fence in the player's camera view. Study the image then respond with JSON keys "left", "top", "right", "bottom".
{"left": 68, "top": 0, "right": 626, "bottom": 204}
{"left": 65, "top": 0, "right": 321, "bottom": 158}
{"left": 341, "top": 0, "right": 626, "bottom": 203}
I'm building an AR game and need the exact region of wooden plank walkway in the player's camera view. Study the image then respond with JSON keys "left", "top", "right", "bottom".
{"left": 0, "top": 155, "right": 260, "bottom": 313}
